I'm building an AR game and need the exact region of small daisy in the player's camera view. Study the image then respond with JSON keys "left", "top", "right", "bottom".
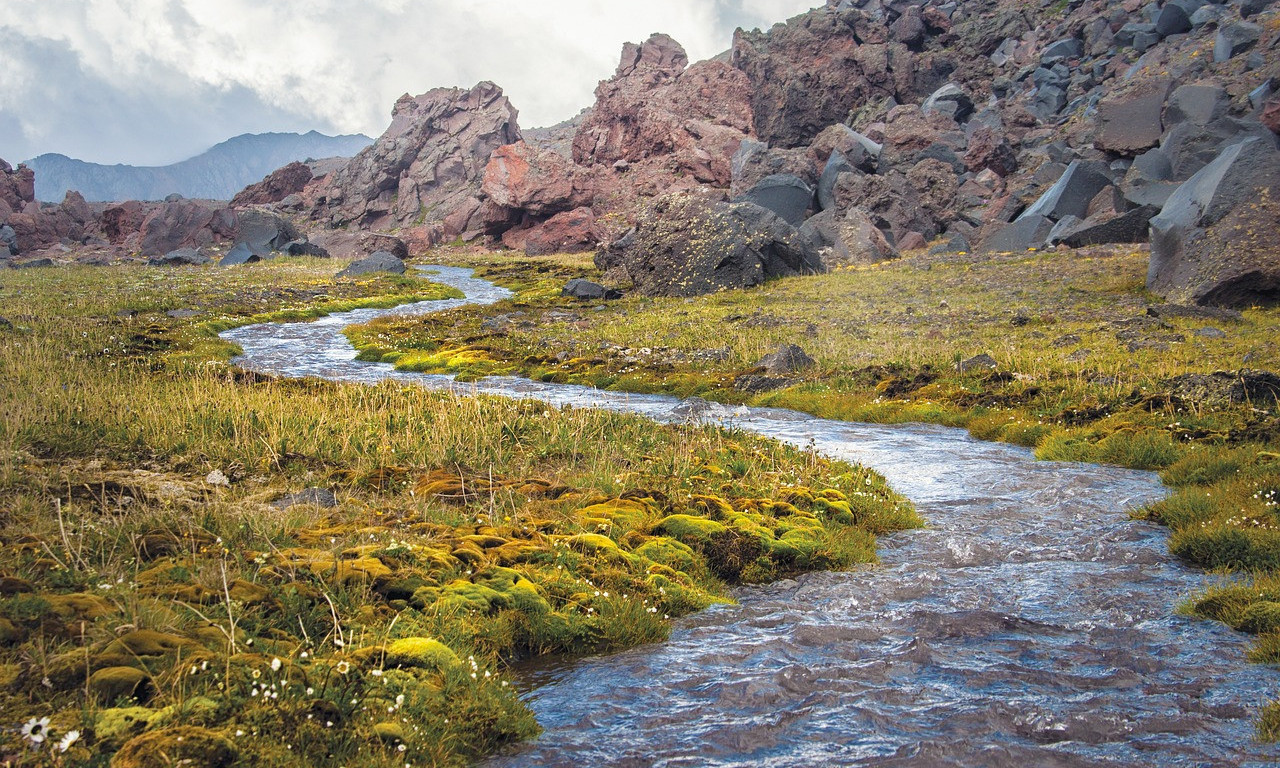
{"left": 58, "top": 730, "right": 80, "bottom": 752}
{"left": 21, "top": 716, "right": 51, "bottom": 745}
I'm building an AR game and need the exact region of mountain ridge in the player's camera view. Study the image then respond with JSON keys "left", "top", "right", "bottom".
{"left": 25, "top": 130, "right": 373, "bottom": 203}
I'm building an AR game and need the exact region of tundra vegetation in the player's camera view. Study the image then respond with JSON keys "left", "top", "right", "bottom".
{"left": 346, "top": 245, "right": 1280, "bottom": 739}
{"left": 0, "top": 256, "right": 914, "bottom": 766}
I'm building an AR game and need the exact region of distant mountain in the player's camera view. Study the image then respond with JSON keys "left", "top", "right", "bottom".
{"left": 25, "top": 131, "right": 373, "bottom": 202}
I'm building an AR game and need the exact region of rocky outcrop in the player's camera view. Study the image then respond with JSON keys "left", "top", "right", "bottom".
{"left": 1147, "top": 136, "right": 1280, "bottom": 307}
{"left": 311, "top": 82, "right": 521, "bottom": 230}
{"left": 482, "top": 142, "right": 595, "bottom": 217}
{"left": 596, "top": 192, "right": 823, "bottom": 297}
{"left": 0, "top": 159, "right": 36, "bottom": 216}
{"left": 572, "top": 33, "right": 755, "bottom": 188}
{"left": 230, "top": 162, "right": 313, "bottom": 207}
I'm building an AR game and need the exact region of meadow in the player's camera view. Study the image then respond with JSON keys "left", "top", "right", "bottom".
{"left": 0, "top": 257, "right": 913, "bottom": 766}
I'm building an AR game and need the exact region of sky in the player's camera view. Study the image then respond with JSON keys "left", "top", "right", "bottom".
{"left": 0, "top": 0, "right": 819, "bottom": 166}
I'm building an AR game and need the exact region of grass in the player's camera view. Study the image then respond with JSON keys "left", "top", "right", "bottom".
{"left": 0, "top": 257, "right": 915, "bottom": 766}
{"left": 348, "top": 244, "right": 1280, "bottom": 740}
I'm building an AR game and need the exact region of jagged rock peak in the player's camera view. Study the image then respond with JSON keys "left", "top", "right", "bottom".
{"left": 615, "top": 33, "right": 688, "bottom": 79}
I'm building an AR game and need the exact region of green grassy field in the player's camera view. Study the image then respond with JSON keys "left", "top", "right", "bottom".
{"left": 347, "top": 245, "right": 1280, "bottom": 738}
{"left": 0, "top": 257, "right": 914, "bottom": 766}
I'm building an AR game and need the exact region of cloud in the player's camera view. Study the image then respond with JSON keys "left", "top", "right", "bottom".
{"left": 0, "top": 0, "right": 818, "bottom": 165}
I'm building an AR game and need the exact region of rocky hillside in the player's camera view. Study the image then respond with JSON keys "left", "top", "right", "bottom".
{"left": 25, "top": 131, "right": 372, "bottom": 202}
{"left": 3, "top": 0, "right": 1278, "bottom": 308}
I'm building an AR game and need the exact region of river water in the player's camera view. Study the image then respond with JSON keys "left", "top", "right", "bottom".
{"left": 222, "top": 266, "right": 1280, "bottom": 767}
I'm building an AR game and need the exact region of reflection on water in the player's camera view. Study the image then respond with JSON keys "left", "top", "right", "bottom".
{"left": 223, "top": 266, "right": 1280, "bottom": 767}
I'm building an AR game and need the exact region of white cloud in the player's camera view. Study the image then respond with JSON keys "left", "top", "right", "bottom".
{"left": 0, "top": 0, "right": 818, "bottom": 165}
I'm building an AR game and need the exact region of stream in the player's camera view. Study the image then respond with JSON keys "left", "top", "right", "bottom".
{"left": 222, "top": 265, "right": 1280, "bottom": 767}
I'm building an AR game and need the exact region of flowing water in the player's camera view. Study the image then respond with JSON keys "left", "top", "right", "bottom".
{"left": 223, "top": 266, "right": 1280, "bottom": 767}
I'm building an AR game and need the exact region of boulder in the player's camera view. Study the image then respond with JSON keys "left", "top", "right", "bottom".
{"left": 230, "top": 161, "right": 313, "bottom": 207}
{"left": 1154, "top": 4, "right": 1193, "bottom": 37}
{"left": 1163, "top": 84, "right": 1230, "bottom": 128}
{"left": 148, "top": 248, "right": 209, "bottom": 267}
{"left": 1095, "top": 79, "right": 1173, "bottom": 154}
{"left": 138, "top": 200, "right": 226, "bottom": 257}
{"left": 817, "top": 150, "right": 855, "bottom": 212}
{"left": 482, "top": 141, "right": 595, "bottom": 217}
{"left": 311, "top": 81, "right": 521, "bottom": 229}
{"left": 0, "top": 224, "right": 15, "bottom": 256}
{"left": 0, "top": 161, "right": 35, "bottom": 212}
{"left": 1053, "top": 206, "right": 1160, "bottom": 247}
{"left": 800, "top": 207, "right": 899, "bottom": 268}
{"left": 1041, "top": 37, "right": 1084, "bottom": 62}
{"left": 1148, "top": 137, "right": 1280, "bottom": 306}
{"left": 279, "top": 240, "right": 330, "bottom": 258}
{"left": 308, "top": 231, "right": 408, "bottom": 262}
{"left": 596, "top": 192, "right": 823, "bottom": 297}
{"left": 1214, "top": 22, "right": 1261, "bottom": 63}
{"left": 101, "top": 201, "right": 147, "bottom": 244}
{"left": 219, "top": 242, "right": 262, "bottom": 267}
{"left": 963, "top": 126, "right": 1018, "bottom": 177}
{"left": 730, "top": 141, "right": 817, "bottom": 197}
{"left": 808, "top": 124, "right": 881, "bottom": 174}
{"left": 736, "top": 174, "right": 814, "bottom": 226}
{"left": 562, "top": 278, "right": 620, "bottom": 300}
{"left": 757, "top": 344, "right": 815, "bottom": 375}
{"left": 1263, "top": 97, "right": 1280, "bottom": 135}
{"left": 521, "top": 207, "right": 599, "bottom": 256}
{"left": 272, "top": 488, "right": 339, "bottom": 510}
{"left": 980, "top": 215, "right": 1054, "bottom": 253}
{"left": 233, "top": 209, "right": 299, "bottom": 255}
{"left": 336, "top": 251, "right": 407, "bottom": 278}
{"left": 921, "top": 84, "right": 974, "bottom": 123}
{"left": 1019, "top": 161, "right": 1114, "bottom": 223}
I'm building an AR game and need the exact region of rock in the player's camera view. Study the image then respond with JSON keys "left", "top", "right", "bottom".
{"left": 1154, "top": 3, "right": 1193, "bottom": 36}
{"left": 732, "top": 7, "right": 945, "bottom": 147}
{"left": 1263, "top": 97, "right": 1280, "bottom": 135}
{"left": 957, "top": 353, "right": 998, "bottom": 373}
{"left": 817, "top": 150, "right": 855, "bottom": 212}
{"left": 1159, "top": 118, "right": 1275, "bottom": 182}
{"left": 980, "top": 215, "right": 1054, "bottom": 253}
{"left": 521, "top": 207, "right": 599, "bottom": 256}
{"left": 1239, "top": 0, "right": 1275, "bottom": 16}
{"left": 1164, "top": 84, "right": 1230, "bottom": 127}
{"left": 138, "top": 200, "right": 228, "bottom": 257}
{"left": 279, "top": 240, "right": 330, "bottom": 258}
{"left": 232, "top": 209, "right": 299, "bottom": 255}
{"left": 1214, "top": 22, "right": 1261, "bottom": 63}
{"left": 733, "top": 374, "right": 794, "bottom": 393}
{"left": 308, "top": 231, "right": 408, "bottom": 262}
{"left": 573, "top": 34, "right": 753, "bottom": 188}
{"left": 147, "top": 248, "right": 209, "bottom": 267}
{"left": 1019, "top": 161, "right": 1114, "bottom": 222}
{"left": 1041, "top": 37, "right": 1084, "bottom": 61}
{"left": 1148, "top": 137, "right": 1280, "bottom": 306}
{"left": 230, "top": 161, "right": 313, "bottom": 207}
{"left": 110, "top": 726, "right": 238, "bottom": 768}
{"left": 15, "top": 257, "right": 55, "bottom": 269}
{"left": 311, "top": 81, "right": 520, "bottom": 229}
{"left": 757, "top": 344, "right": 815, "bottom": 375}
{"left": 963, "top": 126, "right": 1018, "bottom": 177}
{"left": 482, "top": 141, "right": 595, "bottom": 217}
{"left": 922, "top": 84, "right": 975, "bottom": 123}
{"left": 0, "top": 224, "right": 16, "bottom": 255}
{"left": 595, "top": 192, "right": 823, "bottom": 297}
{"left": 0, "top": 161, "right": 35, "bottom": 211}
{"left": 272, "top": 488, "right": 339, "bottom": 509}
{"left": 808, "top": 124, "right": 881, "bottom": 174}
{"left": 800, "top": 207, "right": 899, "bottom": 267}
{"left": 1095, "top": 78, "right": 1173, "bottom": 154}
{"left": 832, "top": 169, "right": 941, "bottom": 244}
{"left": 1166, "top": 369, "right": 1280, "bottom": 408}
{"left": 730, "top": 141, "right": 817, "bottom": 197}
{"left": 336, "top": 250, "right": 407, "bottom": 278}
{"left": 165, "top": 309, "right": 201, "bottom": 319}
{"left": 1055, "top": 206, "right": 1160, "bottom": 247}
{"left": 736, "top": 174, "right": 814, "bottom": 226}
{"left": 218, "top": 242, "right": 262, "bottom": 267}
{"left": 562, "top": 278, "right": 620, "bottom": 300}
{"left": 0, "top": 316, "right": 10, "bottom": 330}
{"left": 101, "top": 201, "right": 147, "bottom": 244}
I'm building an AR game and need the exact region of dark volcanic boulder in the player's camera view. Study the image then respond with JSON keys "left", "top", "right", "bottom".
{"left": 0, "top": 224, "right": 16, "bottom": 256}
{"left": 562, "top": 278, "right": 619, "bottom": 300}
{"left": 1148, "top": 137, "right": 1280, "bottom": 306}
{"left": 1019, "top": 161, "right": 1114, "bottom": 222}
{"left": 1095, "top": 79, "right": 1173, "bottom": 155}
{"left": 230, "top": 161, "right": 313, "bottom": 207}
{"left": 219, "top": 242, "right": 262, "bottom": 267}
{"left": 736, "top": 174, "right": 814, "bottom": 226}
{"left": 799, "top": 208, "right": 899, "bottom": 268}
{"left": 336, "top": 250, "right": 407, "bottom": 278}
{"left": 309, "top": 231, "right": 408, "bottom": 262}
{"left": 596, "top": 192, "right": 823, "bottom": 297}
{"left": 233, "top": 209, "right": 299, "bottom": 255}
{"left": 148, "top": 248, "right": 210, "bottom": 267}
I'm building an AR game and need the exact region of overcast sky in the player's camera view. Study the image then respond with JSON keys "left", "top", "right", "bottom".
{"left": 0, "top": 0, "right": 819, "bottom": 166}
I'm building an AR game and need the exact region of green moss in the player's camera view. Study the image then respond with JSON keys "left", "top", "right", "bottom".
{"left": 94, "top": 706, "right": 159, "bottom": 744}
{"left": 88, "top": 666, "right": 150, "bottom": 703}
{"left": 111, "top": 726, "right": 238, "bottom": 768}
{"left": 633, "top": 537, "right": 699, "bottom": 573}
{"left": 384, "top": 637, "right": 462, "bottom": 671}
{"left": 657, "top": 514, "right": 728, "bottom": 542}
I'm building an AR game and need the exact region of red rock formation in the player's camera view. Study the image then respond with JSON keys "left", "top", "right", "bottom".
{"left": 231, "top": 161, "right": 313, "bottom": 207}
{"left": 311, "top": 81, "right": 521, "bottom": 230}
{"left": 482, "top": 142, "right": 595, "bottom": 217}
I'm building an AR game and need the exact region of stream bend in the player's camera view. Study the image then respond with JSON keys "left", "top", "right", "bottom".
{"left": 221, "top": 266, "right": 1280, "bottom": 767}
